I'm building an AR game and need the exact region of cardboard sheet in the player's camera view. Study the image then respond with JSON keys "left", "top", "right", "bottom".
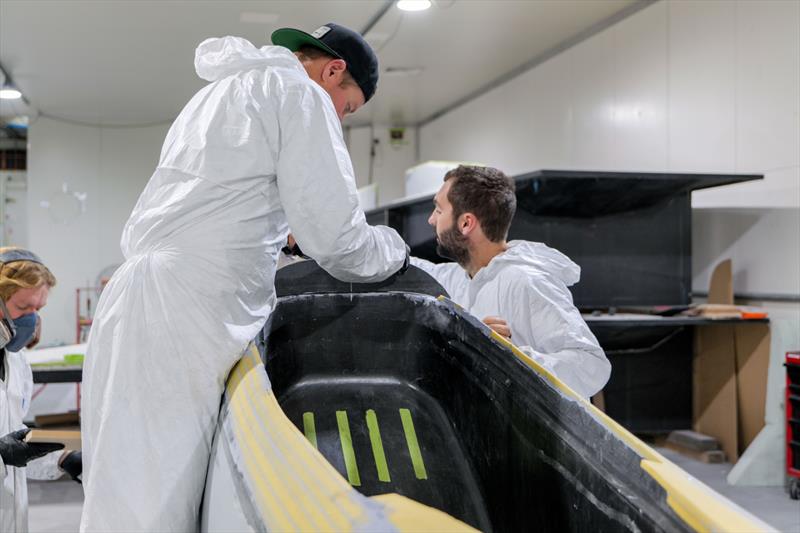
{"left": 26, "top": 429, "right": 82, "bottom": 450}
{"left": 707, "top": 259, "right": 733, "bottom": 305}
{"left": 734, "top": 323, "right": 770, "bottom": 453}
{"left": 692, "top": 258, "right": 769, "bottom": 462}
{"left": 693, "top": 324, "right": 738, "bottom": 461}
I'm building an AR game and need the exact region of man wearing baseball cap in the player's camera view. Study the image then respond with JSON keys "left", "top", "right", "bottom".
{"left": 80, "top": 23, "right": 408, "bottom": 532}
{"left": 272, "top": 22, "right": 380, "bottom": 113}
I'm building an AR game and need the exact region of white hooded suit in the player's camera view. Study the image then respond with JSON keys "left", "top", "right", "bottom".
{"left": 412, "top": 241, "right": 610, "bottom": 398}
{"left": 80, "top": 37, "right": 406, "bottom": 531}
{"left": 1, "top": 348, "right": 70, "bottom": 532}
{"left": 0, "top": 350, "right": 32, "bottom": 533}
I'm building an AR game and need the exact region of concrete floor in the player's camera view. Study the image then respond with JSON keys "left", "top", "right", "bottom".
{"left": 28, "top": 478, "right": 83, "bottom": 532}
{"left": 28, "top": 453, "right": 800, "bottom": 532}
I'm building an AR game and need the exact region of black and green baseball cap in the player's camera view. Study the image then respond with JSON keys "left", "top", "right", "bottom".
{"left": 271, "top": 23, "right": 379, "bottom": 102}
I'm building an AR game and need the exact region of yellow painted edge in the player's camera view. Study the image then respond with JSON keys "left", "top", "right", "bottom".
{"left": 224, "top": 345, "right": 484, "bottom": 532}
{"left": 233, "top": 360, "right": 338, "bottom": 530}
{"left": 229, "top": 366, "right": 305, "bottom": 529}
{"left": 240, "top": 346, "right": 362, "bottom": 525}
{"left": 640, "top": 460, "right": 775, "bottom": 532}
{"left": 372, "top": 494, "right": 477, "bottom": 532}
{"left": 226, "top": 346, "right": 357, "bottom": 531}
{"left": 439, "top": 298, "right": 774, "bottom": 532}
{"left": 227, "top": 353, "right": 300, "bottom": 529}
{"left": 499, "top": 336, "right": 774, "bottom": 531}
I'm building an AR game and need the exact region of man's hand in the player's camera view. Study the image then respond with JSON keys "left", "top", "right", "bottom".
{"left": 59, "top": 450, "right": 82, "bottom": 483}
{"left": 0, "top": 428, "right": 64, "bottom": 468}
{"left": 396, "top": 244, "right": 411, "bottom": 276}
{"left": 483, "top": 316, "right": 512, "bottom": 340}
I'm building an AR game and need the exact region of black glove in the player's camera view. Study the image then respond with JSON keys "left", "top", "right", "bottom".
{"left": 0, "top": 428, "right": 64, "bottom": 468}
{"left": 59, "top": 451, "right": 82, "bottom": 483}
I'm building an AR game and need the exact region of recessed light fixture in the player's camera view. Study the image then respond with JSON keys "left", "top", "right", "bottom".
{"left": 397, "top": 0, "right": 432, "bottom": 12}
{"left": 0, "top": 89, "right": 22, "bottom": 100}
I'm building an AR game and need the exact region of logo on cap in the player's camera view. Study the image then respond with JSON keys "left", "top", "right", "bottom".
{"left": 311, "top": 26, "right": 332, "bottom": 39}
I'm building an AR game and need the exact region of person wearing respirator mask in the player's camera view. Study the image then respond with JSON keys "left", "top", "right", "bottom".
{"left": 0, "top": 248, "right": 82, "bottom": 532}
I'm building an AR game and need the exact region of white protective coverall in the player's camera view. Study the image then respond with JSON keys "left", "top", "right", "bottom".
{"left": 81, "top": 37, "right": 406, "bottom": 532}
{"left": 412, "top": 240, "right": 610, "bottom": 398}
{"left": 1, "top": 349, "right": 65, "bottom": 532}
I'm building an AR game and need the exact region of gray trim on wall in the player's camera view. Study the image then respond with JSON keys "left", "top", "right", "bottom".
{"left": 692, "top": 291, "right": 800, "bottom": 303}
{"left": 418, "top": 0, "right": 659, "bottom": 128}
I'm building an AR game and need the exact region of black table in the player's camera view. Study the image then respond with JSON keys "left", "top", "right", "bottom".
{"left": 32, "top": 366, "right": 82, "bottom": 384}
{"left": 585, "top": 315, "right": 769, "bottom": 433}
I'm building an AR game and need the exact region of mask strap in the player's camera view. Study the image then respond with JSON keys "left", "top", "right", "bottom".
{"left": 0, "top": 299, "right": 17, "bottom": 337}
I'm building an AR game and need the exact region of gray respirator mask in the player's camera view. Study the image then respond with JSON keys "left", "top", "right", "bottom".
{"left": 0, "top": 299, "right": 38, "bottom": 352}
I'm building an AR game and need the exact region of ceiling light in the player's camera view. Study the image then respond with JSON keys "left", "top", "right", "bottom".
{"left": 397, "top": 0, "right": 431, "bottom": 12}
{"left": 0, "top": 89, "right": 22, "bottom": 100}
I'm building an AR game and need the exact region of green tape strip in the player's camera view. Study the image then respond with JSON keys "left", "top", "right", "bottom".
{"left": 399, "top": 408, "right": 428, "bottom": 480}
{"left": 302, "top": 412, "right": 318, "bottom": 449}
{"left": 336, "top": 411, "right": 361, "bottom": 486}
{"left": 365, "top": 410, "right": 391, "bottom": 482}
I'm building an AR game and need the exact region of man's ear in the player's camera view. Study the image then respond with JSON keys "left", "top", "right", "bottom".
{"left": 321, "top": 58, "right": 347, "bottom": 85}
{"left": 458, "top": 213, "right": 478, "bottom": 236}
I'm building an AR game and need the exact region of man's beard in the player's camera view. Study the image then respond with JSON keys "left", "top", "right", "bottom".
{"left": 436, "top": 226, "right": 470, "bottom": 266}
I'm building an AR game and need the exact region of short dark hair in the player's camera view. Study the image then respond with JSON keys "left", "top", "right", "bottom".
{"left": 295, "top": 46, "right": 356, "bottom": 86}
{"left": 444, "top": 165, "right": 516, "bottom": 242}
{"left": 296, "top": 45, "right": 335, "bottom": 61}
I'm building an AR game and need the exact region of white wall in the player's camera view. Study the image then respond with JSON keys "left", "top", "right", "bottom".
{"left": 419, "top": 0, "right": 800, "bottom": 299}
{"left": 420, "top": 0, "right": 799, "bottom": 205}
{"left": 27, "top": 116, "right": 169, "bottom": 346}
{"left": 693, "top": 208, "right": 800, "bottom": 296}
{"left": 347, "top": 124, "right": 417, "bottom": 206}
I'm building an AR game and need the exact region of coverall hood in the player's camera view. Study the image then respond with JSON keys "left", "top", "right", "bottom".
{"left": 195, "top": 36, "right": 303, "bottom": 82}
{"left": 483, "top": 240, "right": 581, "bottom": 287}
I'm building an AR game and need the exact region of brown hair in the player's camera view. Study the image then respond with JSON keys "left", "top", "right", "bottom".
{"left": 444, "top": 165, "right": 516, "bottom": 242}
{"left": 0, "top": 247, "right": 56, "bottom": 301}
{"left": 295, "top": 46, "right": 356, "bottom": 86}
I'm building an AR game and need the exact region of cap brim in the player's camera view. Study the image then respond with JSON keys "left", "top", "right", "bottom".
{"left": 271, "top": 28, "right": 343, "bottom": 60}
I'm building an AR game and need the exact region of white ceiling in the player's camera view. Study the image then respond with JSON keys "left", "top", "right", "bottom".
{"left": 0, "top": 0, "right": 640, "bottom": 131}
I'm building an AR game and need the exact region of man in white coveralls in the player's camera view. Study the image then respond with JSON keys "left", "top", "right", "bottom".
{"left": 412, "top": 165, "right": 610, "bottom": 398}
{"left": 80, "top": 23, "right": 408, "bottom": 531}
